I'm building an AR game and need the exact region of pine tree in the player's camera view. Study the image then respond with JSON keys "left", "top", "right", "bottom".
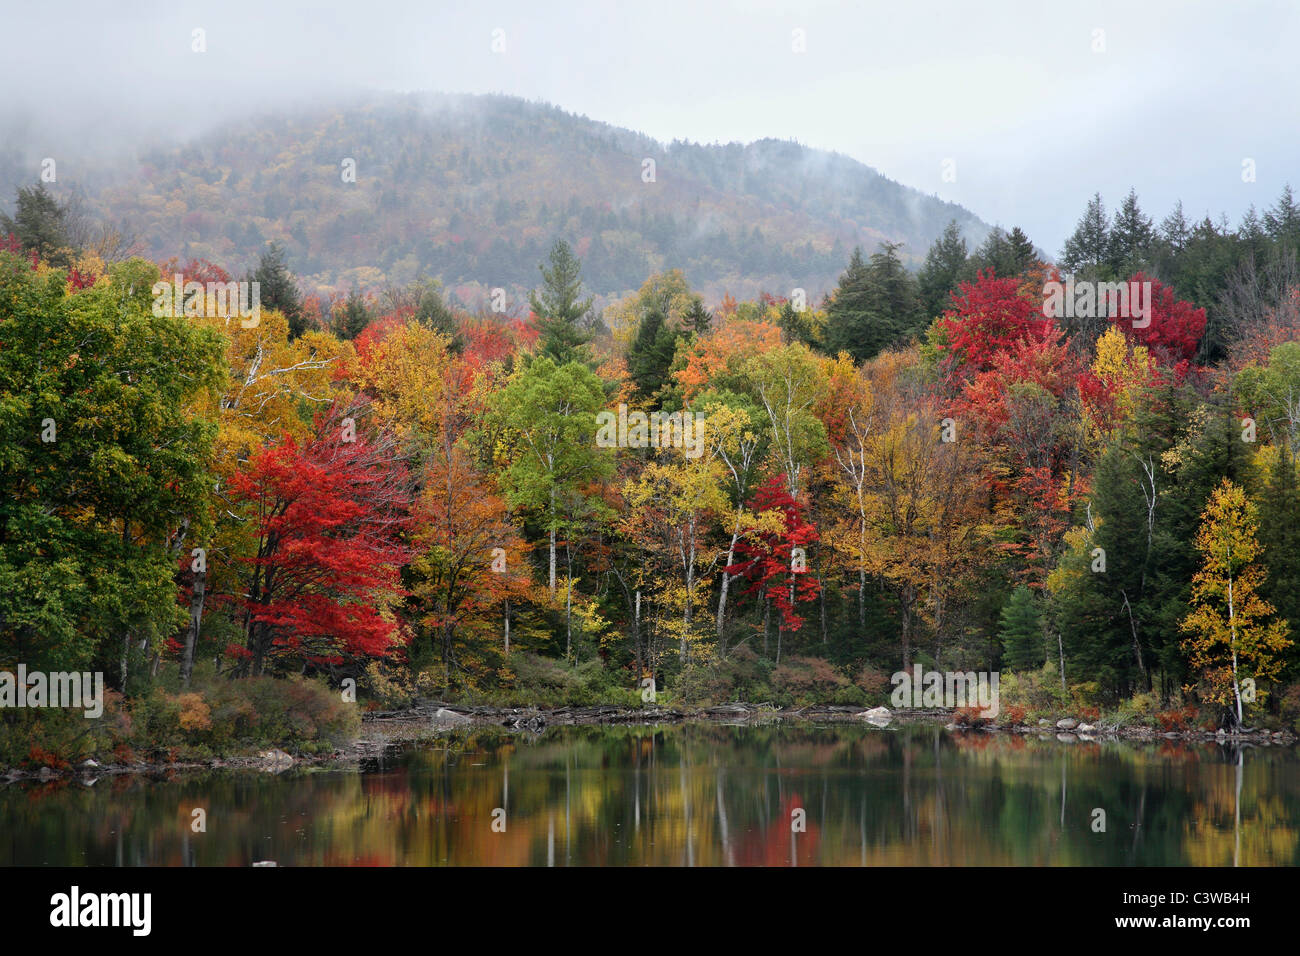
{"left": 917, "top": 220, "right": 970, "bottom": 319}
{"left": 683, "top": 296, "right": 713, "bottom": 338}
{"left": 335, "top": 286, "right": 371, "bottom": 340}
{"left": 412, "top": 277, "right": 463, "bottom": 352}
{"left": 0, "top": 184, "right": 71, "bottom": 266}
{"left": 251, "top": 241, "right": 305, "bottom": 337}
{"left": 1256, "top": 448, "right": 1300, "bottom": 671}
{"left": 627, "top": 305, "right": 678, "bottom": 401}
{"left": 1006, "top": 227, "right": 1038, "bottom": 274}
{"left": 1060, "top": 192, "right": 1110, "bottom": 275}
{"left": 1000, "top": 585, "right": 1044, "bottom": 671}
{"left": 1160, "top": 201, "right": 1190, "bottom": 252}
{"left": 530, "top": 238, "right": 594, "bottom": 365}
{"left": 824, "top": 243, "right": 921, "bottom": 362}
{"left": 1263, "top": 184, "right": 1300, "bottom": 251}
{"left": 1108, "top": 188, "right": 1154, "bottom": 277}
{"left": 971, "top": 227, "right": 1014, "bottom": 278}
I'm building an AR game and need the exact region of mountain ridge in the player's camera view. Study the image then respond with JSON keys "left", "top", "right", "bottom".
{"left": 2, "top": 91, "right": 992, "bottom": 311}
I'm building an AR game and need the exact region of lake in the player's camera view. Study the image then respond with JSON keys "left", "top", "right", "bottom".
{"left": 3, "top": 723, "right": 1298, "bottom": 866}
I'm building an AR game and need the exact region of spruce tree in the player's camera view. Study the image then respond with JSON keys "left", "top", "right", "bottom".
{"left": 1000, "top": 585, "right": 1044, "bottom": 672}
{"left": 683, "top": 296, "right": 713, "bottom": 338}
{"left": 917, "top": 220, "right": 970, "bottom": 319}
{"left": 1006, "top": 227, "right": 1038, "bottom": 274}
{"left": 627, "top": 305, "right": 678, "bottom": 401}
{"left": 530, "top": 238, "right": 594, "bottom": 365}
{"left": 1108, "top": 188, "right": 1154, "bottom": 277}
{"left": 824, "top": 243, "right": 921, "bottom": 362}
{"left": 251, "top": 241, "right": 304, "bottom": 337}
{"left": 0, "top": 184, "right": 71, "bottom": 266}
{"left": 1060, "top": 192, "right": 1110, "bottom": 275}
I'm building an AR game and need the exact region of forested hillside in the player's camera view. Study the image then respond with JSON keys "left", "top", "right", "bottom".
{"left": 0, "top": 93, "right": 989, "bottom": 310}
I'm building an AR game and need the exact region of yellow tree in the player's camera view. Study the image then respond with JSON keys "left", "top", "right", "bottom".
{"left": 622, "top": 420, "right": 732, "bottom": 663}
{"left": 1180, "top": 479, "right": 1291, "bottom": 727}
{"left": 858, "top": 349, "right": 990, "bottom": 670}
{"left": 1084, "top": 325, "right": 1152, "bottom": 449}
{"left": 820, "top": 352, "right": 875, "bottom": 626}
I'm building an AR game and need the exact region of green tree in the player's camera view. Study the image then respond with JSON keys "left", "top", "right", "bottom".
{"left": 999, "top": 585, "right": 1043, "bottom": 671}
{"left": 530, "top": 239, "right": 594, "bottom": 365}
{"left": 0, "top": 184, "right": 72, "bottom": 267}
{"left": 1108, "top": 188, "right": 1154, "bottom": 277}
{"left": 0, "top": 254, "right": 225, "bottom": 681}
{"left": 1060, "top": 192, "right": 1110, "bottom": 276}
{"left": 483, "top": 357, "right": 612, "bottom": 600}
{"left": 335, "top": 286, "right": 372, "bottom": 340}
{"left": 824, "top": 243, "right": 922, "bottom": 362}
{"left": 917, "top": 220, "right": 971, "bottom": 319}
{"left": 251, "top": 241, "right": 304, "bottom": 337}
{"left": 627, "top": 305, "right": 679, "bottom": 402}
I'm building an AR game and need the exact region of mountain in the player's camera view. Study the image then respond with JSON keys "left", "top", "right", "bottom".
{"left": 4, "top": 92, "right": 991, "bottom": 311}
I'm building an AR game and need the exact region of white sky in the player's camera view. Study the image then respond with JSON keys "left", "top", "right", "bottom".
{"left": 3, "top": 0, "right": 1297, "bottom": 253}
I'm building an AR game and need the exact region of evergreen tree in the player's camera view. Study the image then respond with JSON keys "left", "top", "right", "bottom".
{"left": 1006, "top": 226, "right": 1038, "bottom": 274}
{"left": 335, "top": 286, "right": 371, "bottom": 340}
{"left": 824, "top": 242, "right": 921, "bottom": 362}
{"left": 251, "top": 241, "right": 304, "bottom": 337}
{"left": 1263, "top": 184, "right": 1300, "bottom": 251}
{"left": 1000, "top": 585, "right": 1044, "bottom": 671}
{"left": 683, "top": 296, "right": 713, "bottom": 338}
{"left": 1060, "top": 192, "right": 1110, "bottom": 275}
{"left": 530, "top": 238, "right": 594, "bottom": 365}
{"left": 917, "top": 220, "right": 970, "bottom": 319}
{"left": 1108, "top": 188, "right": 1154, "bottom": 277}
{"left": 0, "top": 184, "right": 71, "bottom": 266}
{"left": 971, "top": 226, "right": 1015, "bottom": 278}
{"left": 412, "top": 277, "right": 463, "bottom": 352}
{"left": 627, "top": 305, "right": 678, "bottom": 401}
{"left": 1256, "top": 448, "right": 1300, "bottom": 677}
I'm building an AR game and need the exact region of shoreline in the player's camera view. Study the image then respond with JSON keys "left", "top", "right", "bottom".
{"left": 3, "top": 702, "right": 1294, "bottom": 782}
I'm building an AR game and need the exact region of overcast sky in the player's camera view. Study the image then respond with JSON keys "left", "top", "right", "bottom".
{"left": 3, "top": 0, "right": 1296, "bottom": 254}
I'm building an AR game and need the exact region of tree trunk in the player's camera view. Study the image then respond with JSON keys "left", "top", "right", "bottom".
{"left": 181, "top": 566, "right": 206, "bottom": 687}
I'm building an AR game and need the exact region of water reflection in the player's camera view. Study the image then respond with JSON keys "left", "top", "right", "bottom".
{"left": 3, "top": 725, "right": 1298, "bottom": 866}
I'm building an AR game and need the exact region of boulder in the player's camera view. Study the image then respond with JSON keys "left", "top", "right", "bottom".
{"left": 258, "top": 749, "right": 294, "bottom": 772}
{"left": 1077, "top": 723, "right": 1095, "bottom": 733}
{"left": 433, "top": 707, "right": 472, "bottom": 726}
{"left": 1056, "top": 718, "right": 1078, "bottom": 730}
{"left": 860, "top": 706, "right": 892, "bottom": 726}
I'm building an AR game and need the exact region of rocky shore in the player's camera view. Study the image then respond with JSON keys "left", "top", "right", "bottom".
{"left": 4, "top": 701, "right": 1293, "bottom": 781}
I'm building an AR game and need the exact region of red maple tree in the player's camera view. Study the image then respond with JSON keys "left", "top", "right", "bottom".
{"left": 229, "top": 405, "right": 413, "bottom": 675}
{"left": 727, "top": 475, "right": 821, "bottom": 632}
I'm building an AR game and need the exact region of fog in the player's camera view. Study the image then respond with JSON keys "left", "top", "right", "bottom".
{"left": 1, "top": 0, "right": 1296, "bottom": 251}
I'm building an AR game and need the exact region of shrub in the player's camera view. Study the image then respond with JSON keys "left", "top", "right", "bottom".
{"left": 854, "top": 665, "right": 891, "bottom": 700}
{"left": 953, "top": 706, "right": 991, "bottom": 728}
{"left": 771, "top": 656, "right": 850, "bottom": 706}
{"left": 999, "top": 703, "right": 1027, "bottom": 726}
{"left": 1156, "top": 705, "right": 1198, "bottom": 732}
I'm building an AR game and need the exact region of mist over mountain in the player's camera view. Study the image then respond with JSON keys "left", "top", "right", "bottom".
{"left": 0, "top": 92, "right": 989, "bottom": 310}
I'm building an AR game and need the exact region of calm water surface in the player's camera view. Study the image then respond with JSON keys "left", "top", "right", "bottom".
{"left": 3, "top": 723, "right": 1298, "bottom": 866}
